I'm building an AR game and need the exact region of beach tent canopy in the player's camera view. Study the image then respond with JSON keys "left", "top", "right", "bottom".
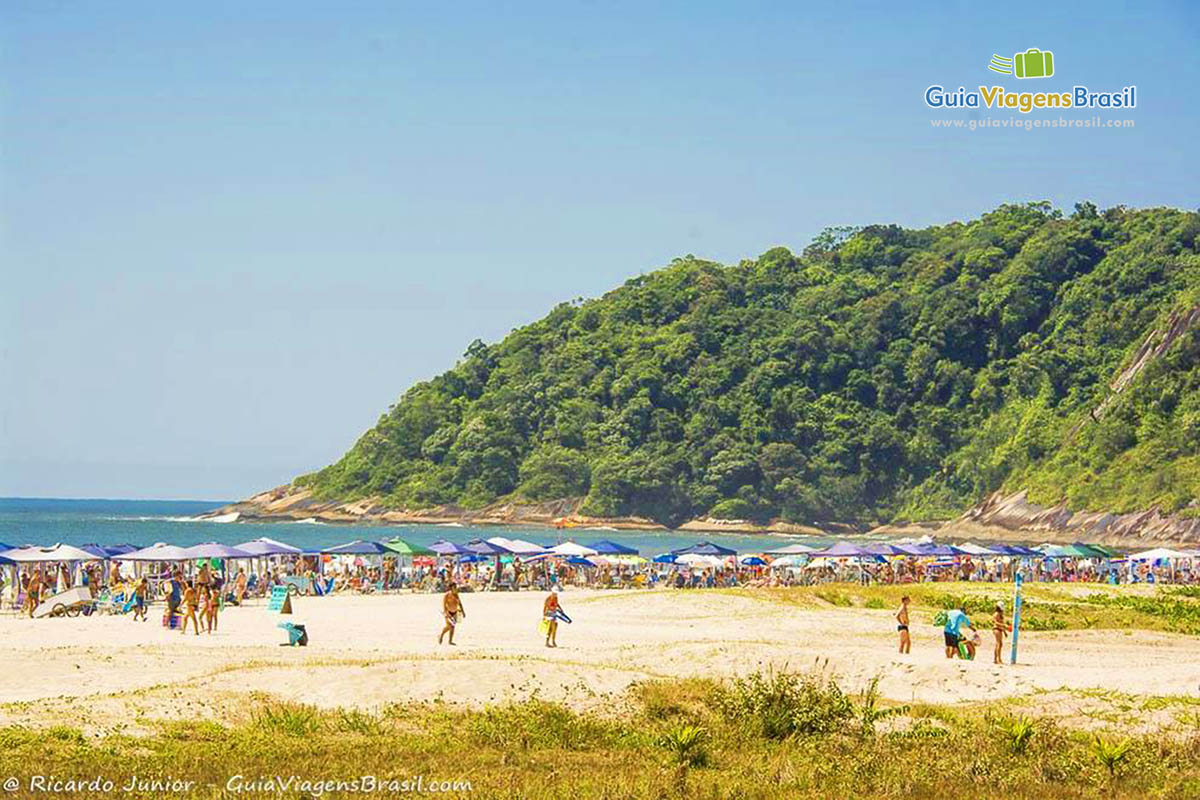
{"left": 182, "top": 542, "right": 252, "bottom": 559}
{"left": 811, "top": 541, "right": 873, "bottom": 558}
{"left": 1074, "top": 542, "right": 1118, "bottom": 558}
{"left": 486, "top": 537, "right": 545, "bottom": 556}
{"left": 891, "top": 543, "right": 928, "bottom": 556}
{"left": 118, "top": 542, "right": 193, "bottom": 562}
{"left": 861, "top": 542, "right": 908, "bottom": 556}
{"left": 465, "top": 538, "right": 511, "bottom": 555}
{"left": 2, "top": 543, "right": 102, "bottom": 562}
{"left": 954, "top": 542, "right": 997, "bottom": 556}
{"left": 588, "top": 539, "right": 639, "bottom": 555}
{"left": 1129, "top": 547, "right": 1190, "bottom": 561}
{"left": 428, "top": 539, "right": 471, "bottom": 556}
{"left": 763, "top": 543, "right": 819, "bottom": 556}
{"left": 991, "top": 544, "right": 1037, "bottom": 556}
{"left": 549, "top": 541, "right": 599, "bottom": 557}
{"left": 672, "top": 541, "right": 737, "bottom": 556}
{"left": 769, "top": 555, "right": 807, "bottom": 567}
{"left": 78, "top": 543, "right": 112, "bottom": 558}
{"left": 914, "top": 543, "right": 961, "bottom": 557}
{"left": 235, "top": 537, "right": 302, "bottom": 556}
{"left": 676, "top": 553, "right": 725, "bottom": 567}
{"left": 322, "top": 540, "right": 393, "bottom": 556}
{"left": 381, "top": 537, "right": 435, "bottom": 557}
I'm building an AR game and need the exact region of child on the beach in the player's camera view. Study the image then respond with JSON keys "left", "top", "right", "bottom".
{"left": 180, "top": 582, "right": 200, "bottom": 636}
{"left": 992, "top": 603, "right": 1009, "bottom": 665}
{"left": 132, "top": 576, "right": 149, "bottom": 621}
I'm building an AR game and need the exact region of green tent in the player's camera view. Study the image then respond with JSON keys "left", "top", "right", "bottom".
{"left": 381, "top": 537, "right": 435, "bottom": 557}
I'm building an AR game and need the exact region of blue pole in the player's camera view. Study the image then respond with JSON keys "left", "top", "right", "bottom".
{"left": 1010, "top": 572, "right": 1023, "bottom": 665}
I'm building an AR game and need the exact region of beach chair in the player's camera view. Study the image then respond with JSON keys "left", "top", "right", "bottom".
{"left": 277, "top": 621, "right": 308, "bottom": 646}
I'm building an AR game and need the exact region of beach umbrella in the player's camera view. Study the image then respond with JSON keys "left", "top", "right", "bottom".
{"left": 2, "top": 543, "right": 102, "bottom": 562}
{"left": 235, "top": 537, "right": 302, "bottom": 556}
{"left": 549, "top": 541, "right": 599, "bottom": 557}
{"left": 672, "top": 541, "right": 737, "bottom": 556}
{"left": 428, "top": 539, "right": 470, "bottom": 555}
{"left": 1037, "top": 544, "right": 1075, "bottom": 558}
{"left": 380, "top": 537, "right": 435, "bottom": 557}
{"left": 182, "top": 542, "right": 253, "bottom": 559}
{"left": 588, "top": 539, "right": 639, "bottom": 555}
{"left": 811, "top": 541, "right": 873, "bottom": 558}
{"left": 740, "top": 556, "right": 768, "bottom": 566}
{"left": 763, "top": 543, "right": 819, "bottom": 556}
{"left": 676, "top": 553, "right": 724, "bottom": 567}
{"left": 457, "top": 553, "right": 487, "bottom": 564}
{"left": 322, "top": 540, "right": 393, "bottom": 555}
{"left": 119, "top": 542, "right": 193, "bottom": 562}
{"left": 1129, "top": 547, "right": 1189, "bottom": 561}
{"left": 652, "top": 553, "right": 678, "bottom": 564}
{"left": 565, "top": 556, "right": 597, "bottom": 567}
{"left": 465, "top": 538, "right": 511, "bottom": 555}
{"left": 769, "top": 555, "right": 807, "bottom": 568}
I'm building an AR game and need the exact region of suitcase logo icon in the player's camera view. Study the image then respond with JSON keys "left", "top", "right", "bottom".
{"left": 988, "top": 48, "right": 1055, "bottom": 79}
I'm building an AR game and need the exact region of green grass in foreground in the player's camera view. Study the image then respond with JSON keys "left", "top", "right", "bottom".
{"left": 734, "top": 584, "right": 1200, "bottom": 635}
{"left": 1, "top": 669, "right": 1198, "bottom": 799}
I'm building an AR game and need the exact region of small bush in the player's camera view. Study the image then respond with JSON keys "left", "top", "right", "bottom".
{"left": 657, "top": 724, "right": 709, "bottom": 767}
{"left": 253, "top": 702, "right": 323, "bottom": 737}
{"left": 716, "top": 668, "right": 854, "bottom": 739}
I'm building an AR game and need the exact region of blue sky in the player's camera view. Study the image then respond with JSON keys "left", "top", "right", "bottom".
{"left": 2, "top": 1, "right": 1197, "bottom": 499}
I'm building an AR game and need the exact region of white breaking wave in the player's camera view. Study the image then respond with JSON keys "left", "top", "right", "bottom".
{"left": 291, "top": 517, "right": 323, "bottom": 525}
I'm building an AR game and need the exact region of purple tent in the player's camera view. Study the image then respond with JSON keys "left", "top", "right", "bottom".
{"left": 182, "top": 542, "right": 253, "bottom": 559}
{"left": 812, "top": 541, "right": 874, "bottom": 558}
{"left": 429, "top": 539, "right": 470, "bottom": 555}
{"left": 861, "top": 542, "right": 907, "bottom": 556}
{"left": 78, "top": 543, "right": 113, "bottom": 559}
{"left": 465, "top": 538, "right": 511, "bottom": 555}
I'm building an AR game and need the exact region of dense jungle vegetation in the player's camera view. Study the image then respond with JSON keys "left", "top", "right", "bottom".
{"left": 298, "top": 203, "right": 1200, "bottom": 526}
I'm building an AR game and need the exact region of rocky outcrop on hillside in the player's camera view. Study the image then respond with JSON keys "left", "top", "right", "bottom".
{"left": 948, "top": 489, "right": 1200, "bottom": 547}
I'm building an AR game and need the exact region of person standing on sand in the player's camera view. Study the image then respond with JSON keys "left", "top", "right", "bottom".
{"left": 132, "top": 576, "right": 149, "bottom": 621}
{"left": 542, "top": 589, "right": 560, "bottom": 648}
{"left": 896, "top": 596, "right": 911, "bottom": 654}
{"left": 439, "top": 582, "right": 465, "bottom": 645}
{"left": 180, "top": 581, "right": 200, "bottom": 636}
{"left": 943, "top": 606, "right": 975, "bottom": 659}
{"left": 991, "top": 603, "right": 1009, "bottom": 665}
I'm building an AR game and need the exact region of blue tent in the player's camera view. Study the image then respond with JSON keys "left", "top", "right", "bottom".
{"left": 588, "top": 539, "right": 639, "bottom": 555}
{"left": 672, "top": 541, "right": 737, "bottom": 556}
{"left": 322, "top": 540, "right": 392, "bottom": 555}
{"left": 78, "top": 543, "right": 112, "bottom": 558}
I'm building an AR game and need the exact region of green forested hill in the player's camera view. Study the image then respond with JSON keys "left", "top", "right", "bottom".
{"left": 297, "top": 203, "right": 1200, "bottom": 527}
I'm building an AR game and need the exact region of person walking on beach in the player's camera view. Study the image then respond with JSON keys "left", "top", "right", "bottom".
{"left": 180, "top": 581, "right": 200, "bottom": 636}
{"left": 439, "top": 582, "right": 464, "bottom": 645}
{"left": 991, "top": 603, "right": 1009, "bottom": 665}
{"left": 943, "top": 606, "right": 975, "bottom": 659}
{"left": 896, "top": 595, "right": 911, "bottom": 654}
{"left": 132, "top": 576, "right": 149, "bottom": 621}
{"left": 542, "top": 589, "right": 560, "bottom": 648}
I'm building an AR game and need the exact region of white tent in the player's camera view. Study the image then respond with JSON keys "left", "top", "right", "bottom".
{"left": 764, "top": 543, "right": 819, "bottom": 555}
{"left": 487, "top": 537, "right": 546, "bottom": 556}
{"left": 117, "top": 542, "right": 193, "bottom": 562}
{"left": 549, "top": 541, "right": 599, "bottom": 557}
{"left": 676, "top": 553, "right": 724, "bottom": 567}
{"left": 1128, "top": 547, "right": 1190, "bottom": 561}
{"left": 955, "top": 542, "right": 997, "bottom": 556}
{"left": 1, "top": 544, "right": 98, "bottom": 563}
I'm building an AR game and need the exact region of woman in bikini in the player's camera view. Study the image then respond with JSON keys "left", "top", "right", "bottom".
{"left": 180, "top": 581, "right": 201, "bottom": 635}
{"left": 992, "top": 603, "right": 1009, "bottom": 665}
{"left": 896, "top": 595, "right": 911, "bottom": 654}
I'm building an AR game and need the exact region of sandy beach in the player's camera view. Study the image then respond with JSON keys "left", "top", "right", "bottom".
{"left": 2, "top": 588, "right": 1198, "bottom": 735}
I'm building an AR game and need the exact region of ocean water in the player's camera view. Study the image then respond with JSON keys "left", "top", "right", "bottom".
{"left": 0, "top": 498, "right": 834, "bottom": 555}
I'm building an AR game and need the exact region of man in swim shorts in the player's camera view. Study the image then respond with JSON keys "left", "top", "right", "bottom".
{"left": 896, "top": 595, "right": 911, "bottom": 654}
